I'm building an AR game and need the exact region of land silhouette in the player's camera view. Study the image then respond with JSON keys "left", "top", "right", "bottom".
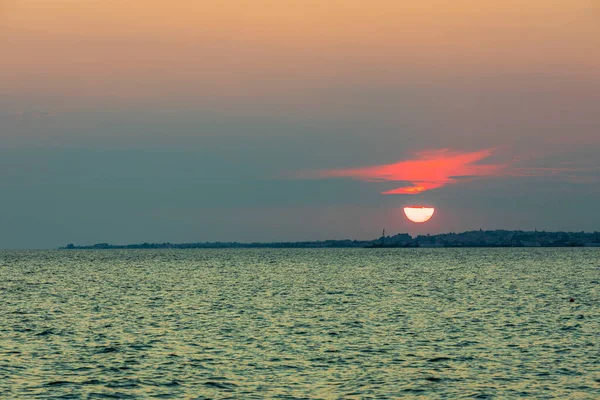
{"left": 62, "top": 230, "right": 600, "bottom": 249}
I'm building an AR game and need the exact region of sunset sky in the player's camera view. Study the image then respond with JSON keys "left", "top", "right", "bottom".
{"left": 1, "top": 0, "right": 599, "bottom": 248}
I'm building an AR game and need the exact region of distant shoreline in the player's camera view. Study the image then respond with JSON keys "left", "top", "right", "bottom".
{"left": 60, "top": 229, "right": 600, "bottom": 249}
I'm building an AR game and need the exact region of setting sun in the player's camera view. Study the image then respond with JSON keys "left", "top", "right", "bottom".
{"left": 403, "top": 206, "right": 435, "bottom": 223}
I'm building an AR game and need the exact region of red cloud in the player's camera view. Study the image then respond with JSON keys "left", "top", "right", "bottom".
{"left": 315, "top": 148, "right": 506, "bottom": 194}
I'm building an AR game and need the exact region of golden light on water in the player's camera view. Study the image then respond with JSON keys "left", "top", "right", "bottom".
{"left": 403, "top": 206, "right": 435, "bottom": 223}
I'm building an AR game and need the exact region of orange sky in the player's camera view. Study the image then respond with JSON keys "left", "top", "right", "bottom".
{"left": 2, "top": 0, "right": 599, "bottom": 104}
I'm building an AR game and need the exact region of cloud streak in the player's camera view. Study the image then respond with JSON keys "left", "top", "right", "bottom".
{"left": 306, "top": 148, "right": 599, "bottom": 195}
{"left": 309, "top": 148, "right": 506, "bottom": 194}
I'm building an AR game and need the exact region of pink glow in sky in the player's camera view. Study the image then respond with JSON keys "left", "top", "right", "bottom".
{"left": 315, "top": 148, "right": 506, "bottom": 194}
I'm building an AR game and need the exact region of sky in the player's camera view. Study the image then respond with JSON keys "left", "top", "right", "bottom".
{"left": 1, "top": 0, "right": 599, "bottom": 248}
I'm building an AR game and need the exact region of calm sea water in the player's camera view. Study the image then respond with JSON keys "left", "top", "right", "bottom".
{"left": 1, "top": 248, "right": 599, "bottom": 398}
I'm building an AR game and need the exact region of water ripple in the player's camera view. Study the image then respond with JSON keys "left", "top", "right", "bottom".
{"left": 0, "top": 248, "right": 599, "bottom": 398}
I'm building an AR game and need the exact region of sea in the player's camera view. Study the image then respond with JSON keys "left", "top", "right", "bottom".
{"left": 1, "top": 248, "right": 599, "bottom": 399}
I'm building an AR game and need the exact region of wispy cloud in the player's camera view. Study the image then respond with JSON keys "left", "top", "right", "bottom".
{"left": 297, "top": 147, "right": 598, "bottom": 195}
{"left": 307, "top": 148, "right": 505, "bottom": 194}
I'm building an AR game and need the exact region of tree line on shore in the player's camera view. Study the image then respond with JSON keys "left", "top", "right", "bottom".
{"left": 61, "top": 230, "right": 600, "bottom": 249}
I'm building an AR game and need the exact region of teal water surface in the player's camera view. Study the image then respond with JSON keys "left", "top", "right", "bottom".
{"left": 1, "top": 248, "right": 599, "bottom": 398}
